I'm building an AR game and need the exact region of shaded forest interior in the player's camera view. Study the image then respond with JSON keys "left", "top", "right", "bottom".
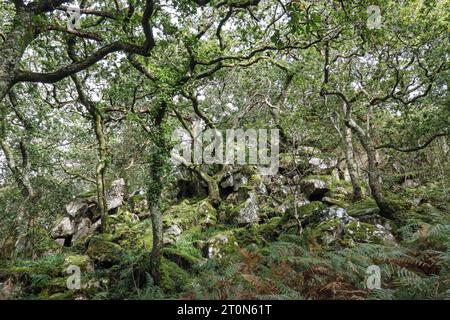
{"left": 0, "top": 0, "right": 449, "bottom": 300}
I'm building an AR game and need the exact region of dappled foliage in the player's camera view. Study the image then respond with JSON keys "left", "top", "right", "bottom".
{"left": 0, "top": 0, "right": 449, "bottom": 300}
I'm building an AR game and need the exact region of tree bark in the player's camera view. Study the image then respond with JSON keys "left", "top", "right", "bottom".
{"left": 343, "top": 125, "right": 362, "bottom": 201}
{"left": 93, "top": 112, "right": 108, "bottom": 232}
{"left": 190, "top": 166, "right": 225, "bottom": 207}
{"left": 0, "top": 9, "right": 34, "bottom": 102}
{"left": 0, "top": 116, "right": 37, "bottom": 258}
{"left": 145, "top": 102, "right": 169, "bottom": 285}
{"left": 204, "top": 175, "right": 221, "bottom": 207}
{"left": 345, "top": 117, "right": 395, "bottom": 219}
{"left": 149, "top": 201, "right": 162, "bottom": 284}
{"left": 71, "top": 74, "right": 109, "bottom": 231}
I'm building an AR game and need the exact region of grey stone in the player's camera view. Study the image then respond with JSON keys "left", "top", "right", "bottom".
{"left": 106, "top": 178, "right": 125, "bottom": 211}
{"left": 235, "top": 192, "right": 259, "bottom": 225}
{"left": 163, "top": 224, "right": 182, "bottom": 245}
{"left": 72, "top": 218, "right": 92, "bottom": 242}
{"left": 65, "top": 197, "right": 95, "bottom": 218}
{"left": 51, "top": 217, "right": 74, "bottom": 238}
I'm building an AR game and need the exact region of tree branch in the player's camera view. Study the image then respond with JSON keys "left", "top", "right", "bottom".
{"left": 376, "top": 133, "right": 449, "bottom": 152}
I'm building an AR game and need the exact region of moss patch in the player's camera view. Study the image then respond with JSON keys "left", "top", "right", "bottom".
{"left": 162, "top": 247, "right": 202, "bottom": 270}
{"left": 163, "top": 199, "right": 217, "bottom": 230}
{"left": 86, "top": 236, "right": 123, "bottom": 267}
{"left": 160, "top": 258, "right": 191, "bottom": 293}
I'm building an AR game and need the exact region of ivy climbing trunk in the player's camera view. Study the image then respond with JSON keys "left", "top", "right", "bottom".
{"left": 146, "top": 102, "right": 170, "bottom": 285}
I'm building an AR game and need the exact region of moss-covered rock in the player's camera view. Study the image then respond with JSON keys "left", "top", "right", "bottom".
{"left": 0, "top": 253, "right": 66, "bottom": 279}
{"left": 232, "top": 192, "right": 260, "bottom": 225}
{"left": 160, "top": 258, "right": 191, "bottom": 293}
{"left": 63, "top": 254, "right": 93, "bottom": 273}
{"left": 309, "top": 215, "right": 394, "bottom": 248}
{"left": 204, "top": 232, "right": 239, "bottom": 259}
{"left": 86, "top": 236, "right": 123, "bottom": 267}
{"left": 296, "top": 201, "right": 328, "bottom": 218}
{"left": 348, "top": 198, "right": 379, "bottom": 217}
{"left": 311, "top": 218, "right": 344, "bottom": 246}
{"left": 280, "top": 201, "right": 327, "bottom": 232}
{"left": 258, "top": 217, "right": 282, "bottom": 241}
{"left": 343, "top": 220, "right": 393, "bottom": 245}
{"left": 300, "top": 177, "right": 330, "bottom": 200}
{"left": 322, "top": 197, "right": 348, "bottom": 208}
{"left": 233, "top": 224, "right": 262, "bottom": 246}
{"left": 163, "top": 199, "right": 217, "bottom": 243}
{"left": 162, "top": 247, "right": 203, "bottom": 270}
{"left": 278, "top": 153, "right": 310, "bottom": 172}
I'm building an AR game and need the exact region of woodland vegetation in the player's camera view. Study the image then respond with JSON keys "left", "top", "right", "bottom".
{"left": 0, "top": 0, "right": 449, "bottom": 300}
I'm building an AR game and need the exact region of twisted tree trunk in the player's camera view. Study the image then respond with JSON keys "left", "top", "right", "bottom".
{"left": 345, "top": 116, "right": 395, "bottom": 219}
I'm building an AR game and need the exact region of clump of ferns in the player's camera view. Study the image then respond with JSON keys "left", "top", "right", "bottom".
{"left": 190, "top": 258, "right": 247, "bottom": 299}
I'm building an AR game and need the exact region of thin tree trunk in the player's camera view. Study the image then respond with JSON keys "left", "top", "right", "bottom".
{"left": 93, "top": 113, "right": 108, "bottom": 232}
{"left": 343, "top": 126, "right": 362, "bottom": 201}
{"left": 71, "top": 74, "right": 109, "bottom": 232}
{"left": 364, "top": 141, "right": 395, "bottom": 219}
{"left": 0, "top": 125, "right": 37, "bottom": 258}
{"left": 340, "top": 99, "right": 395, "bottom": 219}
{"left": 345, "top": 117, "right": 395, "bottom": 219}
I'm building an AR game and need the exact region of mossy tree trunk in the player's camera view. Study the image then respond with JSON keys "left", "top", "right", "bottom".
{"left": 322, "top": 41, "right": 362, "bottom": 202}
{"left": 343, "top": 125, "right": 362, "bottom": 202}
{"left": 192, "top": 168, "right": 223, "bottom": 207}
{"left": 174, "top": 94, "right": 227, "bottom": 207}
{"left": 149, "top": 201, "right": 162, "bottom": 284}
{"left": 206, "top": 177, "right": 221, "bottom": 206}
{"left": 146, "top": 101, "right": 170, "bottom": 285}
{"left": 0, "top": 9, "right": 34, "bottom": 102}
{"left": 93, "top": 111, "right": 108, "bottom": 232}
{"left": 71, "top": 75, "right": 109, "bottom": 231}
{"left": 344, "top": 108, "right": 395, "bottom": 220}
{"left": 0, "top": 93, "right": 39, "bottom": 257}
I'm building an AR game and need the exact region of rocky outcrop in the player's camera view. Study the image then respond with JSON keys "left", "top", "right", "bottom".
{"left": 203, "top": 233, "right": 238, "bottom": 259}
{"left": 106, "top": 179, "right": 126, "bottom": 211}
{"left": 51, "top": 179, "right": 126, "bottom": 246}
{"left": 308, "top": 157, "right": 338, "bottom": 174}
{"left": 162, "top": 199, "right": 217, "bottom": 245}
{"left": 305, "top": 206, "right": 396, "bottom": 247}
{"left": 51, "top": 217, "right": 74, "bottom": 239}
{"left": 163, "top": 224, "right": 183, "bottom": 245}
{"left": 301, "top": 178, "right": 330, "bottom": 201}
